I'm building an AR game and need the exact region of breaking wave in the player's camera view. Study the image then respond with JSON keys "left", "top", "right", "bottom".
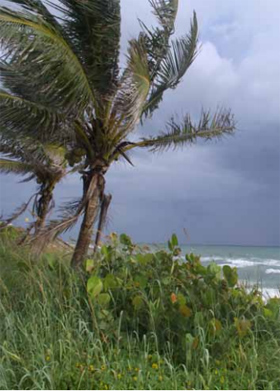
{"left": 201, "top": 257, "right": 280, "bottom": 268}
{"left": 265, "top": 269, "right": 280, "bottom": 274}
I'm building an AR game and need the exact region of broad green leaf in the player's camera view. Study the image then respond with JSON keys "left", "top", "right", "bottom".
{"left": 162, "top": 276, "right": 171, "bottom": 285}
{"left": 177, "top": 293, "right": 186, "bottom": 305}
{"left": 263, "top": 308, "right": 273, "bottom": 318}
{"left": 168, "top": 239, "right": 173, "bottom": 251}
{"left": 120, "top": 233, "right": 133, "bottom": 247}
{"left": 207, "top": 262, "right": 221, "bottom": 279}
{"left": 87, "top": 276, "right": 103, "bottom": 299}
{"left": 203, "top": 288, "right": 215, "bottom": 307}
{"left": 98, "top": 293, "right": 111, "bottom": 307}
{"left": 101, "top": 245, "right": 110, "bottom": 259}
{"left": 135, "top": 253, "right": 154, "bottom": 265}
{"left": 223, "top": 265, "right": 238, "bottom": 287}
{"left": 85, "top": 259, "right": 94, "bottom": 273}
{"left": 134, "top": 274, "right": 148, "bottom": 289}
{"left": 171, "top": 233, "right": 178, "bottom": 247}
{"left": 104, "top": 274, "right": 118, "bottom": 291}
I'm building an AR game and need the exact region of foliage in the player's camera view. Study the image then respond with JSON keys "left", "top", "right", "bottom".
{"left": 85, "top": 234, "right": 280, "bottom": 363}
{"left": 0, "top": 137, "right": 67, "bottom": 229}
{"left": 1, "top": 230, "right": 279, "bottom": 389}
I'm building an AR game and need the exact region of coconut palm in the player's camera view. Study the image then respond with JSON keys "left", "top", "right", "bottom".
{"left": 0, "top": 137, "right": 67, "bottom": 232}
{"left": 0, "top": 0, "right": 235, "bottom": 267}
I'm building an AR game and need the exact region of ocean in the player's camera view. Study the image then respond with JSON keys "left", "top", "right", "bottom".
{"left": 149, "top": 244, "right": 280, "bottom": 299}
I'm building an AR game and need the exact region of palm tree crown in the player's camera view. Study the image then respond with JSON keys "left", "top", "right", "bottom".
{"left": 0, "top": 137, "right": 67, "bottom": 231}
{"left": 0, "top": 0, "right": 235, "bottom": 265}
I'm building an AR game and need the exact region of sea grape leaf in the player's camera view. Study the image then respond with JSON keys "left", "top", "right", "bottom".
{"left": 85, "top": 259, "right": 94, "bottom": 273}
{"left": 223, "top": 265, "right": 238, "bottom": 287}
{"left": 104, "top": 274, "right": 118, "bottom": 290}
{"left": 177, "top": 293, "right": 187, "bottom": 305}
{"left": 171, "top": 233, "right": 178, "bottom": 247}
{"left": 134, "top": 274, "right": 148, "bottom": 289}
{"left": 87, "top": 275, "right": 103, "bottom": 299}
{"left": 263, "top": 308, "right": 273, "bottom": 318}
{"left": 135, "top": 253, "right": 154, "bottom": 265}
{"left": 207, "top": 262, "right": 221, "bottom": 279}
{"left": 98, "top": 293, "right": 111, "bottom": 307}
{"left": 168, "top": 233, "right": 179, "bottom": 252}
{"left": 120, "top": 233, "right": 133, "bottom": 247}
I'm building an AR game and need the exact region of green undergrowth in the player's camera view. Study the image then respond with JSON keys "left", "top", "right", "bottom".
{"left": 0, "top": 228, "right": 280, "bottom": 390}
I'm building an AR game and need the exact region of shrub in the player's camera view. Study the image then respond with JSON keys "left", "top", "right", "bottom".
{"left": 85, "top": 234, "right": 280, "bottom": 363}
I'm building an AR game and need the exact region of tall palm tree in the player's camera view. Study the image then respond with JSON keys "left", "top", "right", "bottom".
{"left": 0, "top": 137, "right": 67, "bottom": 232}
{"left": 0, "top": 0, "right": 235, "bottom": 267}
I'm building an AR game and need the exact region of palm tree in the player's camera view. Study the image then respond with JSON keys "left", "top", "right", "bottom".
{"left": 0, "top": 137, "right": 67, "bottom": 233}
{"left": 0, "top": 0, "right": 235, "bottom": 267}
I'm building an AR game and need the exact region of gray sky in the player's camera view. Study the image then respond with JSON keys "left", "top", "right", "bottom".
{"left": 0, "top": 0, "right": 280, "bottom": 246}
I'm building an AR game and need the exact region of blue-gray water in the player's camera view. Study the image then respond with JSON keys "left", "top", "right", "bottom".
{"left": 148, "top": 244, "right": 280, "bottom": 295}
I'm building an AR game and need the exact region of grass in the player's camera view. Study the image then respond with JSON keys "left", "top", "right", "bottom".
{"left": 0, "top": 228, "right": 280, "bottom": 390}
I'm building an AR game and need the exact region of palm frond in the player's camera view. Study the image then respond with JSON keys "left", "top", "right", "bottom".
{"left": 0, "top": 134, "right": 67, "bottom": 183}
{"left": 0, "top": 90, "right": 67, "bottom": 141}
{"left": 142, "top": 11, "right": 198, "bottom": 118}
{"left": 109, "top": 37, "right": 151, "bottom": 142}
{"left": 0, "top": 192, "right": 38, "bottom": 229}
{"left": 0, "top": 6, "right": 96, "bottom": 112}
{"left": 0, "top": 158, "right": 33, "bottom": 175}
{"left": 139, "top": 1, "right": 178, "bottom": 84}
{"left": 130, "top": 109, "right": 235, "bottom": 152}
{"left": 149, "top": 0, "right": 179, "bottom": 30}
{"left": 46, "top": 0, "right": 121, "bottom": 101}
{"left": 8, "top": 0, "right": 61, "bottom": 29}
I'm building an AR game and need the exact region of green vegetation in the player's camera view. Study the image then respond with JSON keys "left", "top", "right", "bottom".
{"left": 1, "top": 228, "right": 279, "bottom": 390}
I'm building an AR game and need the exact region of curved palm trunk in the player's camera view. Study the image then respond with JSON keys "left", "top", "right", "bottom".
{"left": 20, "top": 183, "right": 55, "bottom": 247}
{"left": 35, "top": 184, "right": 54, "bottom": 233}
{"left": 94, "top": 193, "right": 112, "bottom": 252}
{"left": 71, "top": 173, "right": 105, "bottom": 268}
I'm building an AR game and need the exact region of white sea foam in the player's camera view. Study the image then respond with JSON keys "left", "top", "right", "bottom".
{"left": 201, "top": 256, "right": 280, "bottom": 268}
{"left": 201, "top": 256, "right": 224, "bottom": 262}
{"left": 265, "top": 268, "right": 280, "bottom": 274}
{"left": 261, "top": 288, "right": 280, "bottom": 300}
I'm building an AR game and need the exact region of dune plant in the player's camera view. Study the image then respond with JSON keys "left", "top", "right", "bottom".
{"left": 0, "top": 231, "right": 279, "bottom": 390}
{"left": 0, "top": 0, "right": 235, "bottom": 266}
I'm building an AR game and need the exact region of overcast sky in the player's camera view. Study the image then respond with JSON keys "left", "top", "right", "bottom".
{"left": 0, "top": 0, "right": 279, "bottom": 246}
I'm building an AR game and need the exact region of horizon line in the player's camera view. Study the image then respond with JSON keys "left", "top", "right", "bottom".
{"left": 139, "top": 242, "right": 280, "bottom": 249}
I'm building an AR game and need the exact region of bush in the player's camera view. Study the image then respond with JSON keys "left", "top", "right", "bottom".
{"left": 86, "top": 234, "right": 280, "bottom": 364}
{"left": 0, "top": 231, "right": 280, "bottom": 389}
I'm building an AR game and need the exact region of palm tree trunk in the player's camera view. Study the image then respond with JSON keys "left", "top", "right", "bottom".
{"left": 35, "top": 184, "right": 54, "bottom": 233}
{"left": 71, "top": 173, "right": 104, "bottom": 268}
{"left": 94, "top": 193, "right": 112, "bottom": 252}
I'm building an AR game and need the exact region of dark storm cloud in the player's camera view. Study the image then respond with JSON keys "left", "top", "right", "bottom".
{"left": 0, "top": 0, "right": 279, "bottom": 245}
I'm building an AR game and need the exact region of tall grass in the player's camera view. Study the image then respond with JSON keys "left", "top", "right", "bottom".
{"left": 0, "top": 230, "right": 280, "bottom": 390}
